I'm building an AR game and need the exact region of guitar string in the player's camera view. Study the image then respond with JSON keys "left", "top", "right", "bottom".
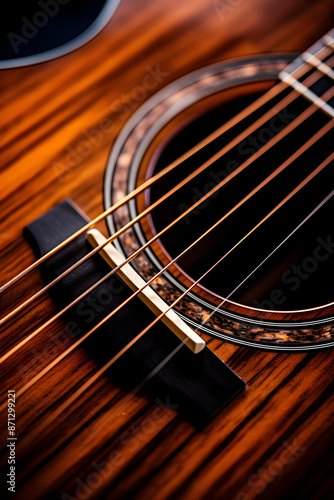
{"left": 2, "top": 39, "right": 333, "bottom": 450}
{"left": 1, "top": 123, "right": 332, "bottom": 412}
{"left": 1, "top": 65, "right": 333, "bottom": 328}
{"left": 1, "top": 52, "right": 333, "bottom": 429}
{"left": 0, "top": 84, "right": 285, "bottom": 294}
{"left": 16, "top": 338, "right": 188, "bottom": 455}
{"left": 2, "top": 148, "right": 332, "bottom": 429}
{"left": 39, "top": 189, "right": 334, "bottom": 449}
{"left": 105, "top": 192, "right": 334, "bottom": 439}
{"left": 0, "top": 82, "right": 306, "bottom": 323}
{"left": 38, "top": 185, "right": 334, "bottom": 449}
{"left": 1, "top": 84, "right": 333, "bottom": 364}
{"left": 0, "top": 42, "right": 331, "bottom": 297}
{"left": 209, "top": 188, "right": 334, "bottom": 317}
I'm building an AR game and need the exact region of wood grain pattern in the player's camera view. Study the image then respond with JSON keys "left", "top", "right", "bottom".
{"left": 1, "top": 0, "right": 334, "bottom": 499}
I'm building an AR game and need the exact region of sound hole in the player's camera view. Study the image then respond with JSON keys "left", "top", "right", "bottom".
{"left": 148, "top": 89, "right": 334, "bottom": 311}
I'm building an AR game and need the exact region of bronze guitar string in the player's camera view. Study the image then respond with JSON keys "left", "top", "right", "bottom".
{"left": 1, "top": 57, "right": 333, "bottom": 330}
{"left": 0, "top": 60, "right": 333, "bottom": 363}
{"left": 0, "top": 82, "right": 304, "bottom": 324}
{"left": 0, "top": 84, "right": 284, "bottom": 294}
{"left": 2, "top": 137, "right": 332, "bottom": 408}
{"left": 211, "top": 187, "right": 334, "bottom": 319}
{"left": 1, "top": 79, "right": 333, "bottom": 365}
{"left": 0, "top": 50, "right": 332, "bottom": 446}
{"left": 0, "top": 113, "right": 332, "bottom": 412}
{"left": 4, "top": 149, "right": 333, "bottom": 439}
{"left": 0, "top": 41, "right": 332, "bottom": 299}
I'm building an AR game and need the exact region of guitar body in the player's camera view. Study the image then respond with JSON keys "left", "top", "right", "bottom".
{"left": 1, "top": 0, "right": 334, "bottom": 498}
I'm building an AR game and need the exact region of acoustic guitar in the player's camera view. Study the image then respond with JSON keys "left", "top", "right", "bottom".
{"left": 1, "top": 0, "right": 334, "bottom": 499}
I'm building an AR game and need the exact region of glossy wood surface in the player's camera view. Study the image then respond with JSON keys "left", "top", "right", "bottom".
{"left": 1, "top": 0, "right": 334, "bottom": 499}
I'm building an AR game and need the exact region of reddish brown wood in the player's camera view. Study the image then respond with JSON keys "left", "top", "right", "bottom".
{"left": 0, "top": 0, "right": 334, "bottom": 499}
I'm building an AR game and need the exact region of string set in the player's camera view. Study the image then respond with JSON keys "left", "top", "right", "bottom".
{"left": 2, "top": 50, "right": 334, "bottom": 328}
{"left": 0, "top": 39, "right": 333, "bottom": 429}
